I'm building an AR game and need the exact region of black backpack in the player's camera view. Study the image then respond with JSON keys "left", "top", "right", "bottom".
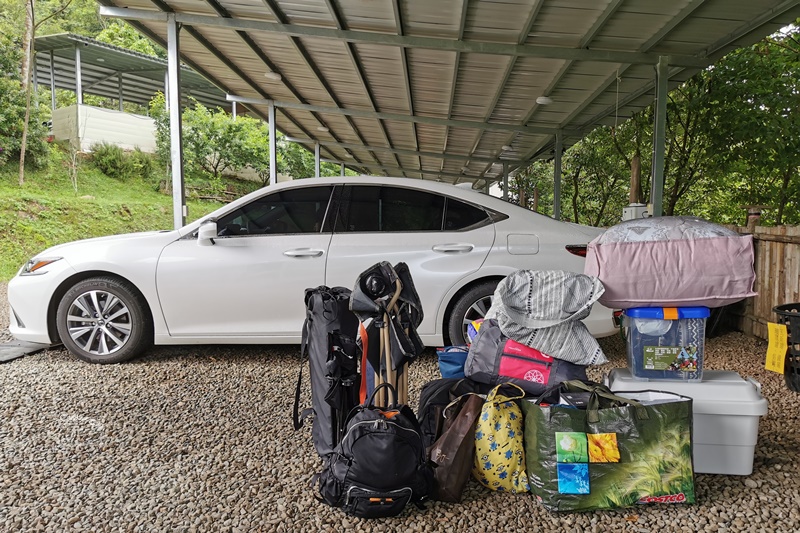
{"left": 293, "top": 286, "right": 361, "bottom": 460}
{"left": 316, "top": 383, "right": 433, "bottom": 518}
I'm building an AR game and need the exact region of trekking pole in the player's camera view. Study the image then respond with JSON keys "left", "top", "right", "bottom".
{"left": 385, "top": 279, "right": 403, "bottom": 405}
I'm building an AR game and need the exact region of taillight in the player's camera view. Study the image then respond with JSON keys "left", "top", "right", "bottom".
{"left": 565, "top": 244, "right": 587, "bottom": 257}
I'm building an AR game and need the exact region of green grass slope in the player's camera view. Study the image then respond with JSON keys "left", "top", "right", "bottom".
{"left": 0, "top": 151, "right": 228, "bottom": 281}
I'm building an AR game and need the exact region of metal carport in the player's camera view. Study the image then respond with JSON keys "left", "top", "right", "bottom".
{"left": 33, "top": 33, "right": 230, "bottom": 111}
{"left": 95, "top": 0, "right": 800, "bottom": 227}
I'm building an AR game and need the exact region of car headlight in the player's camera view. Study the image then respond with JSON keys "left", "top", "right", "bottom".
{"left": 20, "top": 257, "right": 62, "bottom": 276}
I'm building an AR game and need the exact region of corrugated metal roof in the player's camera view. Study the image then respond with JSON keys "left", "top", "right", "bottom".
{"left": 93, "top": 0, "right": 800, "bottom": 184}
{"left": 33, "top": 33, "right": 230, "bottom": 110}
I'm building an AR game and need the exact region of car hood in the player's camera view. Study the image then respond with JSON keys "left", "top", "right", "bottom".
{"left": 34, "top": 230, "right": 180, "bottom": 259}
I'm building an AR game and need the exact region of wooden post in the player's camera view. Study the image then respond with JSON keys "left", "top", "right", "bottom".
{"left": 741, "top": 205, "right": 769, "bottom": 232}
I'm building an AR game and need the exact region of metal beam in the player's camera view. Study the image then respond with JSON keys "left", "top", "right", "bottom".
{"left": 167, "top": 14, "right": 186, "bottom": 229}
{"left": 553, "top": 132, "right": 562, "bottom": 220}
{"left": 74, "top": 44, "right": 83, "bottom": 105}
{"left": 283, "top": 136, "right": 523, "bottom": 166}
{"left": 440, "top": 0, "right": 469, "bottom": 174}
{"left": 49, "top": 51, "right": 56, "bottom": 111}
{"left": 490, "top": 0, "right": 626, "bottom": 173}
{"left": 315, "top": 142, "right": 320, "bottom": 177}
{"left": 98, "top": 7, "right": 710, "bottom": 68}
{"left": 503, "top": 162, "right": 509, "bottom": 201}
{"left": 118, "top": 73, "right": 123, "bottom": 111}
{"left": 471, "top": 0, "right": 544, "bottom": 178}
{"left": 268, "top": 101, "right": 277, "bottom": 186}
{"left": 322, "top": 0, "right": 402, "bottom": 171}
{"left": 227, "top": 94, "right": 580, "bottom": 136}
{"left": 651, "top": 57, "right": 669, "bottom": 217}
{"left": 391, "top": 0, "right": 420, "bottom": 174}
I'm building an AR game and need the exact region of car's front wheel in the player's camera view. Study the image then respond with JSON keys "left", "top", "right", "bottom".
{"left": 446, "top": 280, "right": 499, "bottom": 346}
{"left": 56, "top": 276, "right": 153, "bottom": 363}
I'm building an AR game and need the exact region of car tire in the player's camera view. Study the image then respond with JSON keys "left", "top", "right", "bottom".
{"left": 446, "top": 280, "right": 500, "bottom": 346}
{"left": 56, "top": 276, "right": 153, "bottom": 364}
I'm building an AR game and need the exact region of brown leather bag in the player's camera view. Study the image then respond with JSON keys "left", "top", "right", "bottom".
{"left": 428, "top": 393, "right": 484, "bottom": 502}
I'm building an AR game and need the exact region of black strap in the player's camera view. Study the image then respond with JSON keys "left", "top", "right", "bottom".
{"left": 293, "top": 364, "right": 305, "bottom": 430}
{"left": 294, "top": 313, "right": 313, "bottom": 431}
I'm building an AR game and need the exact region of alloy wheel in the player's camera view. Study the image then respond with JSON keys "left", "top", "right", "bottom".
{"left": 65, "top": 289, "right": 132, "bottom": 356}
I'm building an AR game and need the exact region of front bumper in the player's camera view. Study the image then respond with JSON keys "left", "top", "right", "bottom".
{"left": 7, "top": 260, "right": 77, "bottom": 344}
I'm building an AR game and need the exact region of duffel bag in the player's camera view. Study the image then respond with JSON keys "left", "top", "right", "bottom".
{"left": 464, "top": 319, "right": 587, "bottom": 395}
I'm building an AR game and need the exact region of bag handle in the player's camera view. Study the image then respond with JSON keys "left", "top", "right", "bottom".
{"left": 487, "top": 382, "right": 525, "bottom": 403}
{"left": 534, "top": 379, "right": 650, "bottom": 423}
{"left": 442, "top": 392, "right": 485, "bottom": 419}
{"left": 366, "top": 382, "right": 398, "bottom": 409}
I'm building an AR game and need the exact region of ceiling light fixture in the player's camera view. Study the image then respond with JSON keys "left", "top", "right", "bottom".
{"left": 317, "top": 126, "right": 329, "bottom": 132}
{"left": 501, "top": 145, "right": 513, "bottom": 151}
{"left": 461, "top": 166, "right": 470, "bottom": 172}
{"left": 536, "top": 96, "right": 553, "bottom": 105}
{"left": 97, "top": 58, "right": 105, "bottom": 62}
{"left": 264, "top": 72, "right": 282, "bottom": 81}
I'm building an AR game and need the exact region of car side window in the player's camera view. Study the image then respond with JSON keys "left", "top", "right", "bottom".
{"left": 444, "top": 197, "right": 491, "bottom": 231}
{"left": 334, "top": 185, "right": 445, "bottom": 232}
{"left": 216, "top": 186, "right": 334, "bottom": 236}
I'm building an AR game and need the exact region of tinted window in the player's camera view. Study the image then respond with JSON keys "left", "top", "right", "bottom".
{"left": 216, "top": 186, "right": 334, "bottom": 236}
{"left": 334, "top": 185, "right": 445, "bottom": 232}
{"left": 444, "top": 198, "right": 491, "bottom": 231}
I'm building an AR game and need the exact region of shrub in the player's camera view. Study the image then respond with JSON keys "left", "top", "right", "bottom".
{"left": 90, "top": 142, "right": 130, "bottom": 179}
{"left": 129, "top": 147, "right": 157, "bottom": 180}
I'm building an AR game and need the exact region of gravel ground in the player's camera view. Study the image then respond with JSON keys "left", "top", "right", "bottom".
{"left": 1, "top": 281, "right": 799, "bottom": 532}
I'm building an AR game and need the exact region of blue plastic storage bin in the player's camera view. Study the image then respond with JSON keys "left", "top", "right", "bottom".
{"left": 624, "top": 307, "right": 710, "bottom": 381}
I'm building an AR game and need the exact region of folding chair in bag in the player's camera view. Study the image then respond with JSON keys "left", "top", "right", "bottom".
{"left": 350, "top": 262, "right": 424, "bottom": 405}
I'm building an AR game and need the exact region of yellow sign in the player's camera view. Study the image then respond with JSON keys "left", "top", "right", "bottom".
{"left": 766, "top": 322, "right": 788, "bottom": 374}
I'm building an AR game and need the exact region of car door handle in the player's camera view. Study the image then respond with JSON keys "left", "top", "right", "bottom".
{"left": 432, "top": 243, "right": 474, "bottom": 253}
{"left": 283, "top": 248, "right": 324, "bottom": 258}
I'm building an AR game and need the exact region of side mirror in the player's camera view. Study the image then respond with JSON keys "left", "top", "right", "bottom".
{"left": 197, "top": 220, "right": 218, "bottom": 246}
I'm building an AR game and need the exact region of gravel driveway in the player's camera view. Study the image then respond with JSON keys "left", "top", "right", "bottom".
{"left": 1, "top": 281, "right": 799, "bottom": 532}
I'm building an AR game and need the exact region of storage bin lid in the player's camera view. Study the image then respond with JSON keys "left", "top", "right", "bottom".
{"left": 606, "top": 368, "right": 768, "bottom": 417}
{"left": 624, "top": 307, "right": 710, "bottom": 319}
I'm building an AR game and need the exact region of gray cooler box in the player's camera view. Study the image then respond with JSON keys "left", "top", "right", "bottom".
{"left": 606, "top": 368, "right": 768, "bottom": 475}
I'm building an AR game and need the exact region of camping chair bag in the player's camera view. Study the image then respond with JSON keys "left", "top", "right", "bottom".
{"left": 293, "top": 286, "right": 360, "bottom": 461}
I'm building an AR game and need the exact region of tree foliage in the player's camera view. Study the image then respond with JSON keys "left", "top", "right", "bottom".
{"left": 0, "top": 34, "right": 49, "bottom": 168}
{"left": 511, "top": 25, "right": 800, "bottom": 227}
{"left": 149, "top": 94, "right": 349, "bottom": 185}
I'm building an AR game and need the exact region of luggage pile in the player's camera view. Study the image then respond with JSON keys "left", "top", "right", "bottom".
{"left": 293, "top": 238, "right": 760, "bottom": 516}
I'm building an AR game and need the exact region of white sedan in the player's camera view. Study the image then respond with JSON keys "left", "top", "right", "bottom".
{"left": 7, "top": 176, "right": 617, "bottom": 363}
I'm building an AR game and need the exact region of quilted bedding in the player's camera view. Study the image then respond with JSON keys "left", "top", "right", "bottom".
{"left": 584, "top": 216, "right": 757, "bottom": 309}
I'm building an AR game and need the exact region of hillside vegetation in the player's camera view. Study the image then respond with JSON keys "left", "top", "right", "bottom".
{"left": 0, "top": 148, "right": 239, "bottom": 281}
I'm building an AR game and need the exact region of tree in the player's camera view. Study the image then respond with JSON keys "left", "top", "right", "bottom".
{"left": 696, "top": 29, "right": 800, "bottom": 225}
{"left": 17, "top": 0, "right": 77, "bottom": 184}
{"left": 0, "top": 34, "right": 48, "bottom": 169}
{"left": 95, "top": 21, "right": 163, "bottom": 58}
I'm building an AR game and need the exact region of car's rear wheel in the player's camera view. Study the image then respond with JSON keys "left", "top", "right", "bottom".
{"left": 446, "top": 280, "right": 499, "bottom": 346}
{"left": 56, "top": 277, "right": 152, "bottom": 364}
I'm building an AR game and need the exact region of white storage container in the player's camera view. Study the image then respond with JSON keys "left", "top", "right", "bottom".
{"left": 606, "top": 368, "right": 768, "bottom": 475}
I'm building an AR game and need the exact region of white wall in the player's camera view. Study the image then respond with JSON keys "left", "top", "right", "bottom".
{"left": 52, "top": 105, "right": 157, "bottom": 153}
